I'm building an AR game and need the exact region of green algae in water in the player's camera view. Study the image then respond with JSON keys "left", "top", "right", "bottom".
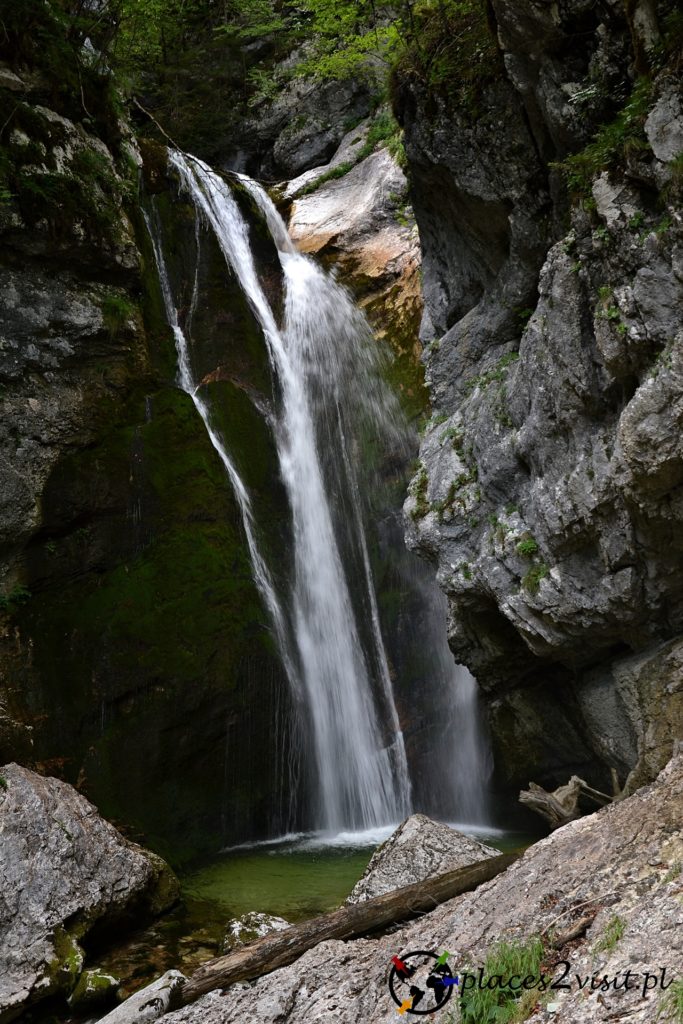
{"left": 182, "top": 844, "right": 374, "bottom": 921}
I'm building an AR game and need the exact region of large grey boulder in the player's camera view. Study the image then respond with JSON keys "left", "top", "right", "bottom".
{"left": 346, "top": 815, "right": 497, "bottom": 904}
{"left": 0, "top": 764, "right": 179, "bottom": 1022}
{"left": 159, "top": 755, "right": 683, "bottom": 1023}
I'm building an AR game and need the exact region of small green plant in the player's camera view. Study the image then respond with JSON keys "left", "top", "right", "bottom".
{"left": 455, "top": 936, "right": 546, "bottom": 1024}
{"left": 594, "top": 914, "right": 626, "bottom": 954}
{"left": 465, "top": 352, "right": 519, "bottom": 391}
{"left": 298, "top": 161, "right": 354, "bottom": 195}
{"left": 440, "top": 426, "right": 464, "bottom": 452}
{"left": 555, "top": 78, "right": 653, "bottom": 198}
{"left": 409, "top": 465, "right": 430, "bottom": 521}
{"left": 45, "top": 540, "right": 57, "bottom": 555}
{"left": 656, "top": 978, "right": 683, "bottom": 1023}
{"left": 516, "top": 537, "right": 539, "bottom": 558}
{"left": 522, "top": 563, "right": 549, "bottom": 594}
{"left": 0, "top": 776, "right": 7, "bottom": 791}
{"left": 628, "top": 211, "right": 645, "bottom": 231}
{"left": 101, "top": 294, "right": 134, "bottom": 337}
{"left": 461, "top": 562, "right": 472, "bottom": 580}
{"left": 663, "top": 861, "right": 681, "bottom": 883}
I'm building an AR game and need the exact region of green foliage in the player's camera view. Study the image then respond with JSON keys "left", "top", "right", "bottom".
{"left": 593, "top": 914, "right": 626, "bottom": 954}
{"left": 465, "top": 352, "right": 519, "bottom": 391}
{"left": 101, "top": 294, "right": 136, "bottom": 336}
{"left": 663, "top": 861, "right": 681, "bottom": 883}
{"left": 516, "top": 537, "right": 539, "bottom": 558}
{"left": 455, "top": 936, "right": 545, "bottom": 1024}
{"left": 299, "top": 162, "right": 355, "bottom": 195}
{"left": 0, "top": 776, "right": 7, "bottom": 791}
{"left": 657, "top": 978, "right": 683, "bottom": 1024}
{"left": 522, "top": 563, "right": 549, "bottom": 595}
{"left": 0, "top": 585, "right": 32, "bottom": 614}
{"left": 299, "top": 110, "right": 405, "bottom": 194}
{"left": 393, "top": 0, "right": 498, "bottom": 114}
{"left": 555, "top": 79, "right": 653, "bottom": 198}
{"left": 409, "top": 464, "right": 430, "bottom": 520}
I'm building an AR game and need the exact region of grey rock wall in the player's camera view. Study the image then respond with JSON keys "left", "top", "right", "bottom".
{"left": 397, "top": 0, "right": 683, "bottom": 795}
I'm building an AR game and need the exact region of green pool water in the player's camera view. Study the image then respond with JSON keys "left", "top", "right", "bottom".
{"left": 182, "top": 843, "right": 374, "bottom": 920}
{"left": 88, "top": 826, "right": 533, "bottom": 1002}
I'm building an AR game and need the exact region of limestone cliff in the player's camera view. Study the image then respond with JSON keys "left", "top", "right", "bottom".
{"left": 397, "top": 0, "right": 683, "bottom": 797}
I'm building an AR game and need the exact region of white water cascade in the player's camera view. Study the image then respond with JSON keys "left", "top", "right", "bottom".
{"left": 148, "top": 149, "right": 492, "bottom": 835}
{"left": 153, "top": 151, "right": 413, "bottom": 832}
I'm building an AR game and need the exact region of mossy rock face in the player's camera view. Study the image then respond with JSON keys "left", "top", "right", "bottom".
{"left": 0, "top": 159, "right": 298, "bottom": 865}
{"left": 12, "top": 384, "right": 294, "bottom": 864}
{"left": 67, "top": 968, "right": 120, "bottom": 1010}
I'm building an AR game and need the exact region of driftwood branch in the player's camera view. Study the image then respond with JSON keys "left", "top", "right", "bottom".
{"left": 520, "top": 775, "right": 619, "bottom": 830}
{"left": 174, "top": 852, "right": 517, "bottom": 1008}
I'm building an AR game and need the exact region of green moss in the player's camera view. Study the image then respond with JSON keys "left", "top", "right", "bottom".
{"left": 68, "top": 968, "right": 119, "bottom": 1009}
{"left": 46, "top": 927, "right": 84, "bottom": 995}
{"left": 101, "top": 294, "right": 136, "bottom": 337}
{"left": 0, "top": 776, "right": 7, "bottom": 790}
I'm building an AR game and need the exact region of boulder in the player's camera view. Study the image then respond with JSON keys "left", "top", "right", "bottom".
{"left": 346, "top": 814, "right": 497, "bottom": 904}
{"left": 222, "top": 912, "right": 290, "bottom": 954}
{"left": 159, "top": 754, "right": 683, "bottom": 1023}
{"left": 0, "top": 764, "right": 179, "bottom": 1022}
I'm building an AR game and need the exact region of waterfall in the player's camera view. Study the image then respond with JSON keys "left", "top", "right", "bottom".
{"left": 148, "top": 149, "right": 492, "bottom": 835}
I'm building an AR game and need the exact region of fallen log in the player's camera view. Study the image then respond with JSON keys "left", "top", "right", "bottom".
{"left": 519, "top": 775, "right": 616, "bottom": 829}
{"left": 175, "top": 851, "right": 518, "bottom": 1008}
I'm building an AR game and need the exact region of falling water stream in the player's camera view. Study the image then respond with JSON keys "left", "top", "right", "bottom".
{"left": 147, "top": 150, "right": 491, "bottom": 837}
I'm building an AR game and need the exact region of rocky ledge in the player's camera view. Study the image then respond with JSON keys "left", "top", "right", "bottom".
{"left": 0, "top": 763, "right": 179, "bottom": 1022}
{"left": 159, "top": 753, "right": 682, "bottom": 1023}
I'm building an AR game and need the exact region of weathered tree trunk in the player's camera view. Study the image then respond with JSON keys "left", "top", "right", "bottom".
{"left": 174, "top": 852, "right": 517, "bottom": 1008}
{"left": 520, "top": 776, "right": 615, "bottom": 829}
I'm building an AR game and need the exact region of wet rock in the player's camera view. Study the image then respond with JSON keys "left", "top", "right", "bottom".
{"left": 159, "top": 756, "right": 683, "bottom": 1023}
{"left": 67, "top": 968, "right": 120, "bottom": 1010}
{"left": 0, "top": 764, "right": 179, "bottom": 1021}
{"left": 244, "top": 75, "right": 372, "bottom": 179}
{"left": 222, "top": 912, "right": 291, "bottom": 954}
{"left": 645, "top": 81, "right": 683, "bottom": 163}
{"left": 346, "top": 815, "right": 497, "bottom": 904}
{"left": 287, "top": 135, "right": 425, "bottom": 415}
{"left": 97, "top": 971, "right": 187, "bottom": 1024}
